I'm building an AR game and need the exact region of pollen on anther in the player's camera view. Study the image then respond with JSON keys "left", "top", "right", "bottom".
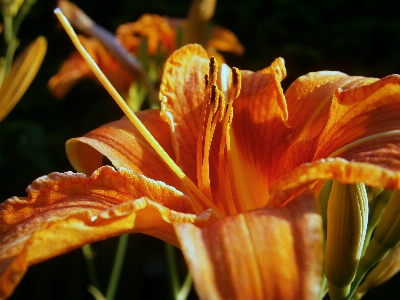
{"left": 204, "top": 74, "right": 209, "bottom": 90}
{"left": 231, "top": 67, "right": 242, "bottom": 99}
{"left": 209, "top": 56, "right": 218, "bottom": 85}
{"left": 210, "top": 84, "right": 219, "bottom": 112}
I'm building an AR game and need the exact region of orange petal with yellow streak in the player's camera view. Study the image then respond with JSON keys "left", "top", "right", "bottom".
{"left": 0, "top": 166, "right": 213, "bottom": 299}
{"left": 160, "top": 44, "right": 209, "bottom": 183}
{"left": 270, "top": 158, "right": 400, "bottom": 207}
{"left": 285, "top": 71, "right": 376, "bottom": 142}
{"left": 228, "top": 58, "right": 292, "bottom": 209}
{"left": 314, "top": 75, "right": 400, "bottom": 160}
{"left": 332, "top": 131, "right": 400, "bottom": 172}
{"left": 175, "top": 193, "right": 323, "bottom": 300}
{"left": 283, "top": 73, "right": 400, "bottom": 174}
{"left": 66, "top": 110, "right": 186, "bottom": 191}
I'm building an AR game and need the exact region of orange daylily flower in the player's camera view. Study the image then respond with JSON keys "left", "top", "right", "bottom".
{"left": 48, "top": 1, "right": 244, "bottom": 99}
{"left": 116, "top": 14, "right": 244, "bottom": 58}
{"left": 2, "top": 42, "right": 400, "bottom": 299}
{"left": 116, "top": 14, "right": 177, "bottom": 56}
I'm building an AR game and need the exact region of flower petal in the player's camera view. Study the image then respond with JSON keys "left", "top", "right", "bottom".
{"left": 48, "top": 35, "right": 133, "bottom": 99}
{"left": 270, "top": 158, "right": 400, "bottom": 206}
{"left": 0, "top": 36, "right": 47, "bottom": 122}
{"left": 66, "top": 110, "right": 186, "bottom": 191}
{"left": 285, "top": 71, "right": 376, "bottom": 142}
{"left": 282, "top": 72, "right": 378, "bottom": 173}
{"left": 207, "top": 25, "right": 244, "bottom": 56}
{"left": 333, "top": 131, "right": 400, "bottom": 172}
{"left": 315, "top": 75, "right": 400, "bottom": 160}
{"left": 228, "top": 58, "right": 292, "bottom": 208}
{"left": 175, "top": 193, "right": 323, "bottom": 300}
{"left": 0, "top": 166, "right": 212, "bottom": 299}
{"left": 116, "top": 14, "right": 177, "bottom": 56}
{"left": 160, "top": 44, "right": 209, "bottom": 183}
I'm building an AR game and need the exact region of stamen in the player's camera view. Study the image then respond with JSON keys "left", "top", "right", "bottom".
{"left": 210, "top": 84, "right": 219, "bottom": 114}
{"left": 198, "top": 58, "right": 222, "bottom": 207}
{"left": 200, "top": 98, "right": 217, "bottom": 201}
{"left": 231, "top": 67, "right": 242, "bottom": 99}
{"left": 217, "top": 90, "right": 226, "bottom": 122}
{"left": 209, "top": 56, "right": 218, "bottom": 85}
{"left": 214, "top": 66, "right": 245, "bottom": 213}
{"left": 204, "top": 73, "right": 209, "bottom": 90}
{"left": 218, "top": 98, "right": 240, "bottom": 215}
{"left": 54, "top": 8, "right": 223, "bottom": 217}
{"left": 198, "top": 58, "right": 244, "bottom": 216}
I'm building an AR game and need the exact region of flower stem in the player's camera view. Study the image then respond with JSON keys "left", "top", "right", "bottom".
{"left": 2, "top": 13, "right": 17, "bottom": 74}
{"left": 82, "top": 244, "right": 102, "bottom": 291}
{"left": 105, "top": 234, "right": 129, "bottom": 300}
{"left": 165, "top": 242, "right": 180, "bottom": 298}
{"left": 164, "top": 242, "right": 192, "bottom": 300}
{"left": 1, "top": 0, "right": 37, "bottom": 76}
{"left": 177, "top": 273, "right": 192, "bottom": 300}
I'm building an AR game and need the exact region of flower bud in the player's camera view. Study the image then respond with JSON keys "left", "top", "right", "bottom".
{"left": 372, "top": 190, "right": 400, "bottom": 250}
{"left": 356, "top": 245, "right": 400, "bottom": 298}
{"left": 325, "top": 181, "right": 368, "bottom": 297}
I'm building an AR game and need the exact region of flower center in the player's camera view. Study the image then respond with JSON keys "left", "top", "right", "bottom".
{"left": 55, "top": 9, "right": 223, "bottom": 216}
{"left": 196, "top": 57, "right": 242, "bottom": 216}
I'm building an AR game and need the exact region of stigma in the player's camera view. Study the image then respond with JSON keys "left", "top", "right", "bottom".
{"left": 197, "top": 56, "right": 242, "bottom": 216}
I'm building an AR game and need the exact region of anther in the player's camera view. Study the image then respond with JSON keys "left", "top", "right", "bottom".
{"left": 204, "top": 73, "right": 209, "bottom": 90}
{"left": 210, "top": 84, "right": 218, "bottom": 109}
{"left": 209, "top": 56, "right": 218, "bottom": 85}
{"left": 231, "top": 67, "right": 242, "bottom": 99}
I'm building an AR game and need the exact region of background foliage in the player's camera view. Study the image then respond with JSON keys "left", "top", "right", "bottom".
{"left": 1, "top": 0, "right": 399, "bottom": 298}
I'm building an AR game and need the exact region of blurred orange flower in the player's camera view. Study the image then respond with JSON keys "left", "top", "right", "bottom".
{"left": 48, "top": 2, "right": 244, "bottom": 100}
{"left": 48, "top": 35, "right": 133, "bottom": 99}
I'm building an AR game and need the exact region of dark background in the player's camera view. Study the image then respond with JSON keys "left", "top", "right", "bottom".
{"left": 1, "top": 0, "right": 399, "bottom": 298}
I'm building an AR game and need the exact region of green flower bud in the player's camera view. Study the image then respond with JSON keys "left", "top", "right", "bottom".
{"left": 325, "top": 181, "right": 368, "bottom": 298}
{"left": 373, "top": 190, "right": 400, "bottom": 250}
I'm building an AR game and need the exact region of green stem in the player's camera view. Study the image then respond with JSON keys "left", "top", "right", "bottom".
{"left": 176, "top": 273, "right": 192, "bottom": 300}
{"left": 13, "top": 0, "right": 37, "bottom": 36}
{"left": 105, "top": 234, "right": 129, "bottom": 300}
{"left": 87, "top": 285, "right": 107, "bottom": 300}
{"left": 82, "top": 244, "right": 102, "bottom": 291}
{"left": 165, "top": 242, "right": 180, "bottom": 298}
{"left": 0, "top": 0, "right": 37, "bottom": 84}
{"left": 2, "top": 12, "right": 17, "bottom": 74}
{"left": 164, "top": 242, "right": 192, "bottom": 300}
